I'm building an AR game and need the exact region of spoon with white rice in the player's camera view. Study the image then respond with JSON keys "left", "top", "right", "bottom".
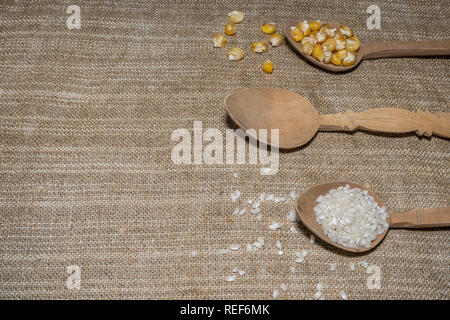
{"left": 296, "top": 182, "right": 450, "bottom": 253}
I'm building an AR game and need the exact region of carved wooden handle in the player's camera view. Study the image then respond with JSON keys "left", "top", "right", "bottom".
{"left": 363, "top": 40, "right": 450, "bottom": 60}
{"left": 390, "top": 207, "right": 450, "bottom": 229}
{"left": 319, "top": 108, "right": 450, "bottom": 139}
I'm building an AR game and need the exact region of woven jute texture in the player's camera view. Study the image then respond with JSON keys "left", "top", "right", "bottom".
{"left": 0, "top": 0, "right": 449, "bottom": 299}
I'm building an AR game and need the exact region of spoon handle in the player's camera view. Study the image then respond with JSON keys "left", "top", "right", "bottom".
{"left": 319, "top": 108, "right": 450, "bottom": 139}
{"left": 390, "top": 207, "right": 450, "bottom": 229}
{"left": 363, "top": 40, "right": 450, "bottom": 59}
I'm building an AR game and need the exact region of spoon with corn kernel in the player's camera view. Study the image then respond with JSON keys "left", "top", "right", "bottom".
{"left": 296, "top": 181, "right": 450, "bottom": 253}
{"left": 224, "top": 88, "right": 450, "bottom": 149}
{"left": 285, "top": 20, "right": 450, "bottom": 72}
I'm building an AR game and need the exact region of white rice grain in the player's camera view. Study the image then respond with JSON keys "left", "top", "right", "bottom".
{"left": 273, "top": 289, "right": 279, "bottom": 299}
{"left": 340, "top": 290, "right": 348, "bottom": 300}
{"left": 281, "top": 283, "right": 288, "bottom": 292}
{"left": 225, "top": 275, "right": 236, "bottom": 282}
{"left": 269, "top": 221, "right": 280, "bottom": 230}
{"left": 229, "top": 244, "right": 240, "bottom": 251}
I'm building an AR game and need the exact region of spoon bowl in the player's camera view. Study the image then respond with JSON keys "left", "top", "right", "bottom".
{"left": 296, "top": 182, "right": 450, "bottom": 253}
{"left": 296, "top": 182, "right": 388, "bottom": 253}
{"left": 225, "top": 88, "right": 319, "bottom": 148}
{"left": 285, "top": 20, "right": 364, "bottom": 72}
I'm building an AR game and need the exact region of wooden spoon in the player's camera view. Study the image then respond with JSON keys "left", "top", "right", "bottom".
{"left": 296, "top": 181, "right": 450, "bottom": 253}
{"left": 285, "top": 21, "right": 450, "bottom": 72}
{"left": 224, "top": 88, "right": 450, "bottom": 149}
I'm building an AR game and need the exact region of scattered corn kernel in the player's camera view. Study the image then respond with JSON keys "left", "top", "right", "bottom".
{"left": 225, "top": 22, "right": 237, "bottom": 36}
{"left": 346, "top": 36, "right": 360, "bottom": 52}
{"left": 290, "top": 27, "right": 304, "bottom": 42}
{"left": 228, "top": 10, "right": 244, "bottom": 23}
{"left": 297, "top": 21, "right": 311, "bottom": 36}
{"left": 338, "top": 25, "right": 353, "bottom": 37}
{"left": 301, "top": 42, "right": 313, "bottom": 55}
{"left": 262, "top": 60, "right": 274, "bottom": 74}
{"left": 269, "top": 33, "right": 283, "bottom": 46}
{"left": 310, "top": 20, "right": 322, "bottom": 31}
{"left": 335, "top": 48, "right": 347, "bottom": 60}
{"left": 301, "top": 36, "right": 316, "bottom": 46}
{"left": 227, "top": 47, "right": 244, "bottom": 61}
{"left": 342, "top": 51, "right": 356, "bottom": 66}
{"left": 212, "top": 33, "right": 227, "bottom": 48}
{"left": 323, "top": 51, "right": 332, "bottom": 64}
{"left": 312, "top": 44, "right": 325, "bottom": 62}
{"left": 335, "top": 36, "right": 347, "bottom": 50}
{"left": 251, "top": 41, "right": 268, "bottom": 53}
{"left": 314, "top": 31, "right": 327, "bottom": 44}
{"left": 322, "top": 38, "right": 337, "bottom": 52}
{"left": 261, "top": 23, "right": 276, "bottom": 34}
{"left": 330, "top": 52, "right": 341, "bottom": 65}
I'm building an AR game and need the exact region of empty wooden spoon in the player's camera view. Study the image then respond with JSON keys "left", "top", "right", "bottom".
{"left": 296, "top": 181, "right": 450, "bottom": 253}
{"left": 285, "top": 20, "right": 450, "bottom": 72}
{"left": 224, "top": 88, "right": 450, "bottom": 149}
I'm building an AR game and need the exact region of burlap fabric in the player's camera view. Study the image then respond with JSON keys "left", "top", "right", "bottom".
{"left": 0, "top": 0, "right": 448, "bottom": 299}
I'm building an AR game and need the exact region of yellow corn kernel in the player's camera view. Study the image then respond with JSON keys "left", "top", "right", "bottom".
{"left": 301, "top": 42, "right": 313, "bottom": 55}
{"left": 290, "top": 27, "right": 304, "bottom": 42}
{"left": 312, "top": 44, "right": 325, "bottom": 62}
{"left": 322, "top": 38, "right": 337, "bottom": 52}
{"left": 262, "top": 60, "right": 274, "bottom": 74}
{"left": 261, "top": 23, "right": 276, "bottom": 35}
{"left": 335, "top": 48, "right": 347, "bottom": 60}
{"left": 338, "top": 25, "right": 353, "bottom": 37}
{"left": 251, "top": 41, "right": 268, "bottom": 53}
{"left": 342, "top": 51, "right": 356, "bottom": 66}
{"left": 297, "top": 20, "right": 311, "bottom": 36}
{"left": 330, "top": 53, "right": 341, "bottom": 65}
{"left": 323, "top": 51, "right": 332, "bottom": 64}
{"left": 301, "top": 36, "right": 316, "bottom": 46}
{"left": 228, "top": 10, "right": 245, "bottom": 23}
{"left": 269, "top": 33, "right": 283, "bottom": 46}
{"left": 321, "top": 24, "right": 336, "bottom": 38}
{"left": 212, "top": 33, "right": 227, "bottom": 48}
{"left": 346, "top": 36, "right": 360, "bottom": 52}
{"left": 225, "top": 22, "right": 237, "bottom": 36}
{"left": 335, "top": 36, "right": 347, "bottom": 50}
{"left": 310, "top": 20, "right": 322, "bottom": 31}
{"left": 314, "top": 31, "right": 327, "bottom": 44}
{"left": 227, "top": 47, "right": 244, "bottom": 61}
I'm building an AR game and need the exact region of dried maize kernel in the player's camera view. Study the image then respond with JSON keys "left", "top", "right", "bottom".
{"left": 335, "top": 36, "right": 347, "bottom": 50}
{"left": 251, "top": 41, "right": 268, "bottom": 53}
{"left": 262, "top": 60, "right": 274, "bottom": 74}
{"left": 338, "top": 25, "right": 353, "bottom": 37}
{"left": 301, "top": 36, "right": 316, "bottom": 46}
{"left": 212, "top": 33, "right": 227, "bottom": 48}
{"left": 290, "top": 26, "right": 304, "bottom": 42}
{"left": 227, "top": 47, "right": 244, "bottom": 61}
{"left": 269, "top": 33, "right": 283, "bottom": 46}
{"left": 321, "top": 24, "right": 336, "bottom": 38}
{"left": 312, "top": 44, "right": 325, "bottom": 62}
{"left": 330, "top": 53, "right": 341, "bottom": 65}
{"left": 301, "top": 42, "right": 313, "bottom": 55}
{"left": 310, "top": 20, "right": 322, "bottom": 31}
{"left": 225, "top": 22, "right": 237, "bottom": 36}
{"left": 322, "top": 38, "right": 337, "bottom": 52}
{"left": 297, "top": 21, "right": 311, "bottom": 36}
{"left": 314, "top": 31, "right": 327, "bottom": 44}
{"left": 261, "top": 23, "right": 276, "bottom": 35}
{"left": 335, "top": 48, "right": 347, "bottom": 60}
{"left": 228, "top": 10, "right": 244, "bottom": 23}
{"left": 346, "top": 36, "right": 360, "bottom": 52}
{"left": 342, "top": 51, "right": 356, "bottom": 66}
{"left": 323, "top": 51, "right": 332, "bottom": 64}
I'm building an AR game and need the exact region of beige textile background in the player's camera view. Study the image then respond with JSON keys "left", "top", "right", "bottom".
{"left": 0, "top": 0, "right": 449, "bottom": 299}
